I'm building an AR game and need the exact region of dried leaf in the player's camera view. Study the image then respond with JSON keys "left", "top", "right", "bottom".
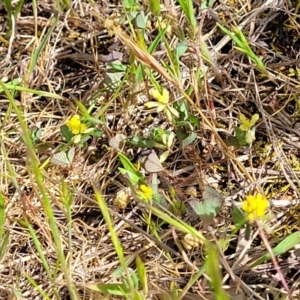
{"left": 51, "top": 147, "right": 75, "bottom": 166}
{"left": 144, "top": 151, "right": 164, "bottom": 173}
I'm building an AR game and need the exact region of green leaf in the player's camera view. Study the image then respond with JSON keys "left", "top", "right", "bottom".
{"left": 134, "top": 63, "right": 145, "bottom": 83}
{"left": 87, "top": 283, "right": 130, "bottom": 296}
{"left": 119, "top": 168, "right": 142, "bottom": 184}
{"left": 60, "top": 125, "right": 73, "bottom": 142}
{"left": 250, "top": 231, "right": 300, "bottom": 268}
{"left": 123, "top": 0, "right": 136, "bottom": 9}
{"left": 201, "top": 0, "right": 216, "bottom": 9}
{"left": 176, "top": 128, "right": 188, "bottom": 143}
{"left": 176, "top": 0, "right": 197, "bottom": 34}
{"left": 12, "top": 289, "right": 22, "bottom": 300}
{"left": 104, "top": 63, "right": 126, "bottom": 88}
{"left": 152, "top": 192, "right": 165, "bottom": 205}
{"left": 91, "top": 128, "right": 103, "bottom": 138}
{"left": 175, "top": 41, "right": 188, "bottom": 57}
{"left": 189, "top": 200, "right": 216, "bottom": 223}
{"left": 170, "top": 200, "right": 186, "bottom": 216}
{"left": 149, "top": 0, "right": 160, "bottom": 16}
{"left": 189, "top": 186, "right": 222, "bottom": 223}
{"left": 118, "top": 153, "right": 144, "bottom": 184}
{"left": 127, "top": 268, "right": 139, "bottom": 289}
{"left": 128, "top": 11, "right": 139, "bottom": 22}
{"left": 235, "top": 127, "right": 248, "bottom": 146}
{"left": 129, "top": 136, "right": 155, "bottom": 148}
{"left": 232, "top": 204, "right": 247, "bottom": 226}
{"left": 181, "top": 132, "right": 197, "bottom": 147}
{"left": 0, "top": 78, "right": 21, "bottom": 93}
{"left": 136, "top": 256, "right": 147, "bottom": 292}
{"left": 30, "top": 126, "right": 41, "bottom": 145}
{"left": 189, "top": 115, "right": 200, "bottom": 127}
{"left": 110, "top": 62, "right": 127, "bottom": 72}
{"left": 75, "top": 100, "right": 89, "bottom": 117}
{"left": 225, "top": 136, "right": 242, "bottom": 148}
{"left": 136, "top": 11, "right": 147, "bottom": 29}
{"left": 178, "top": 104, "right": 189, "bottom": 121}
{"left": 84, "top": 117, "right": 105, "bottom": 125}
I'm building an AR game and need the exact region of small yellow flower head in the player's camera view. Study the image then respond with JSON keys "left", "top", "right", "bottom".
{"left": 66, "top": 115, "right": 87, "bottom": 135}
{"left": 242, "top": 193, "right": 269, "bottom": 221}
{"left": 136, "top": 184, "right": 153, "bottom": 202}
{"left": 149, "top": 87, "right": 169, "bottom": 104}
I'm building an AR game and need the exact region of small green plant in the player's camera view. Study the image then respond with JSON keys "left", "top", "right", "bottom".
{"left": 129, "top": 127, "right": 175, "bottom": 149}
{"left": 118, "top": 153, "right": 145, "bottom": 185}
{"left": 217, "top": 24, "right": 267, "bottom": 74}
{"left": 87, "top": 268, "right": 142, "bottom": 298}
{"left": 226, "top": 113, "right": 259, "bottom": 147}
{"left": 238, "top": 113, "right": 259, "bottom": 144}
{"left": 61, "top": 114, "right": 103, "bottom": 144}
{"left": 129, "top": 127, "right": 175, "bottom": 161}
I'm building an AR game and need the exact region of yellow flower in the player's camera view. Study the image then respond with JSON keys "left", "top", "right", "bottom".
{"left": 150, "top": 88, "right": 169, "bottom": 104}
{"left": 239, "top": 114, "right": 259, "bottom": 132}
{"left": 136, "top": 184, "right": 153, "bottom": 202}
{"left": 66, "top": 115, "right": 87, "bottom": 135}
{"left": 242, "top": 193, "right": 269, "bottom": 221}
{"left": 145, "top": 87, "right": 179, "bottom": 121}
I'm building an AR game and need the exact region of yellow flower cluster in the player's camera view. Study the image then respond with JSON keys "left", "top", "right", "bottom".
{"left": 66, "top": 115, "right": 86, "bottom": 135}
{"left": 136, "top": 184, "right": 153, "bottom": 202}
{"left": 242, "top": 193, "right": 269, "bottom": 221}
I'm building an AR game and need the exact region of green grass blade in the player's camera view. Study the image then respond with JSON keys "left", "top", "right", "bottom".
{"left": 0, "top": 80, "right": 79, "bottom": 300}
{"left": 25, "top": 274, "right": 52, "bottom": 300}
{"left": 93, "top": 187, "right": 136, "bottom": 297}
{"left": 206, "top": 243, "right": 230, "bottom": 300}
{"left": 0, "top": 231, "right": 9, "bottom": 262}
{"left": 0, "top": 82, "right": 65, "bottom": 99}
{"left": 3, "top": 0, "right": 12, "bottom": 37}
{"left": 21, "top": 220, "right": 52, "bottom": 277}
{"left": 176, "top": 0, "right": 197, "bottom": 35}
{"left": 0, "top": 192, "right": 5, "bottom": 240}
{"left": 27, "top": 17, "right": 58, "bottom": 74}
{"left": 250, "top": 231, "right": 300, "bottom": 268}
{"left": 142, "top": 202, "right": 206, "bottom": 242}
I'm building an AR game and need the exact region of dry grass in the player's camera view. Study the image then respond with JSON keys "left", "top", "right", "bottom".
{"left": 1, "top": 0, "right": 300, "bottom": 299}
